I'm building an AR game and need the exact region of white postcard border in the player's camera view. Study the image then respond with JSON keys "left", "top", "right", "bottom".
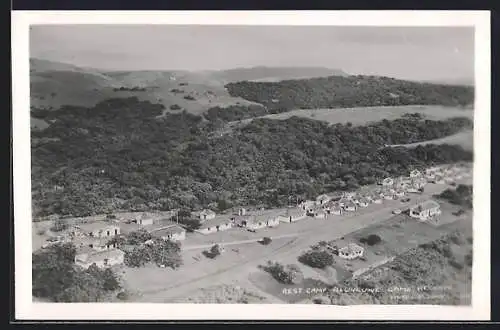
{"left": 12, "top": 10, "right": 491, "bottom": 321}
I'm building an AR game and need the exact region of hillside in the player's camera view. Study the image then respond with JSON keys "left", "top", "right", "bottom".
{"left": 31, "top": 97, "right": 473, "bottom": 218}
{"left": 30, "top": 60, "right": 346, "bottom": 115}
{"left": 30, "top": 59, "right": 260, "bottom": 113}
{"left": 207, "top": 66, "right": 348, "bottom": 83}
{"left": 30, "top": 59, "right": 120, "bottom": 109}
{"left": 329, "top": 228, "right": 473, "bottom": 305}
{"left": 225, "top": 75, "right": 474, "bottom": 112}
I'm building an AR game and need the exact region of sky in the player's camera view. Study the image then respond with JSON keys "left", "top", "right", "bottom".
{"left": 30, "top": 25, "right": 474, "bottom": 83}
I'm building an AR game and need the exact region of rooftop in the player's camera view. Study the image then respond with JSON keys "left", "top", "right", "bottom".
{"left": 73, "top": 236, "right": 112, "bottom": 247}
{"left": 198, "top": 215, "right": 233, "bottom": 229}
{"left": 85, "top": 249, "right": 125, "bottom": 263}
{"left": 339, "top": 243, "right": 364, "bottom": 254}
{"left": 150, "top": 225, "right": 185, "bottom": 237}
{"left": 412, "top": 200, "right": 440, "bottom": 212}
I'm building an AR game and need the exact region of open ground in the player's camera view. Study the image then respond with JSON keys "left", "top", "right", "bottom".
{"left": 117, "top": 175, "right": 472, "bottom": 303}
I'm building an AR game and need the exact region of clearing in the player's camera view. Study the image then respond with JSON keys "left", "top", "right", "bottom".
{"left": 229, "top": 105, "right": 473, "bottom": 127}
{"left": 387, "top": 130, "right": 473, "bottom": 152}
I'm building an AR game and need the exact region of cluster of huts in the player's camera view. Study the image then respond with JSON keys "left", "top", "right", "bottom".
{"left": 45, "top": 212, "right": 187, "bottom": 270}
{"left": 44, "top": 164, "right": 468, "bottom": 269}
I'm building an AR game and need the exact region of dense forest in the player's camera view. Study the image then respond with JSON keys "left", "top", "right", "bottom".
{"left": 225, "top": 75, "right": 474, "bottom": 111}
{"left": 31, "top": 97, "right": 473, "bottom": 218}
{"left": 204, "top": 104, "right": 269, "bottom": 122}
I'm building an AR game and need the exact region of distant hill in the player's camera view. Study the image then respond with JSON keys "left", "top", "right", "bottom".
{"left": 29, "top": 58, "right": 260, "bottom": 112}
{"left": 225, "top": 75, "right": 475, "bottom": 112}
{"left": 207, "top": 66, "right": 348, "bottom": 83}
{"left": 29, "top": 58, "right": 474, "bottom": 131}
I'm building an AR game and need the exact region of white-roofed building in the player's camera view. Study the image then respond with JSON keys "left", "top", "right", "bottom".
{"left": 409, "top": 200, "right": 441, "bottom": 221}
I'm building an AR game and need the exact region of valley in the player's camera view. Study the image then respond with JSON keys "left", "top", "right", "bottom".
{"left": 29, "top": 58, "right": 475, "bottom": 306}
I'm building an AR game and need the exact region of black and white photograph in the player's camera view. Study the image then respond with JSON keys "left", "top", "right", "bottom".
{"left": 13, "top": 11, "right": 490, "bottom": 320}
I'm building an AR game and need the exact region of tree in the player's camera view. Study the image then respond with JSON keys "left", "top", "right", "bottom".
{"left": 298, "top": 250, "right": 334, "bottom": 269}
{"left": 102, "top": 268, "right": 121, "bottom": 291}
{"left": 261, "top": 261, "right": 304, "bottom": 284}
{"left": 126, "top": 229, "right": 152, "bottom": 245}
{"left": 150, "top": 239, "right": 183, "bottom": 269}
{"left": 259, "top": 237, "right": 272, "bottom": 245}
{"left": 217, "top": 199, "right": 231, "bottom": 212}
{"left": 32, "top": 244, "right": 121, "bottom": 302}
{"left": 124, "top": 246, "right": 150, "bottom": 267}
{"left": 360, "top": 234, "right": 382, "bottom": 246}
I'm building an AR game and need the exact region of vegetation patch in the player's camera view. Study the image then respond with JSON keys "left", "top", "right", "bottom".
{"left": 170, "top": 104, "right": 182, "bottom": 111}
{"left": 204, "top": 105, "right": 268, "bottom": 122}
{"left": 203, "top": 244, "right": 224, "bottom": 259}
{"left": 435, "top": 184, "right": 473, "bottom": 209}
{"left": 260, "top": 261, "right": 304, "bottom": 284}
{"left": 327, "top": 230, "right": 473, "bottom": 305}
{"left": 226, "top": 75, "right": 474, "bottom": 111}
{"left": 31, "top": 97, "right": 472, "bottom": 218}
{"left": 259, "top": 237, "right": 273, "bottom": 245}
{"left": 359, "top": 234, "right": 382, "bottom": 246}
{"left": 124, "top": 238, "right": 182, "bottom": 269}
{"left": 298, "top": 250, "right": 335, "bottom": 269}
{"left": 32, "top": 243, "right": 121, "bottom": 302}
{"left": 113, "top": 86, "right": 146, "bottom": 92}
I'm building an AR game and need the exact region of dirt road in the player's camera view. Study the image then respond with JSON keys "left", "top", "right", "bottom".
{"left": 135, "top": 187, "right": 450, "bottom": 302}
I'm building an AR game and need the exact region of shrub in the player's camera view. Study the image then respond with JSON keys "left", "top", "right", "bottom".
{"left": 124, "top": 247, "right": 150, "bottom": 267}
{"left": 449, "top": 232, "right": 466, "bottom": 245}
{"left": 32, "top": 244, "right": 121, "bottom": 302}
{"left": 211, "top": 244, "right": 223, "bottom": 255}
{"left": 465, "top": 250, "right": 473, "bottom": 266}
{"left": 359, "top": 234, "right": 382, "bottom": 246}
{"left": 126, "top": 229, "right": 153, "bottom": 245}
{"left": 124, "top": 239, "right": 183, "bottom": 269}
{"left": 117, "top": 291, "right": 129, "bottom": 300}
{"left": 262, "top": 261, "right": 304, "bottom": 284}
{"left": 179, "top": 218, "right": 201, "bottom": 232}
{"left": 260, "top": 237, "right": 272, "bottom": 245}
{"left": 448, "top": 258, "right": 464, "bottom": 270}
{"left": 312, "top": 296, "right": 330, "bottom": 304}
{"left": 298, "top": 250, "right": 334, "bottom": 269}
{"left": 204, "top": 244, "right": 223, "bottom": 259}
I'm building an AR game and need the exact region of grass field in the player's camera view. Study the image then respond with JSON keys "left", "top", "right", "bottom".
{"left": 388, "top": 130, "right": 473, "bottom": 152}
{"left": 238, "top": 105, "right": 473, "bottom": 126}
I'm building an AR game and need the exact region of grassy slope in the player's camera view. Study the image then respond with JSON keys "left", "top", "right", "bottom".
{"left": 389, "top": 130, "right": 473, "bottom": 152}
{"left": 30, "top": 59, "right": 344, "bottom": 116}
{"left": 233, "top": 105, "right": 474, "bottom": 125}
{"left": 328, "top": 218, "right": 473, "bottom": 305}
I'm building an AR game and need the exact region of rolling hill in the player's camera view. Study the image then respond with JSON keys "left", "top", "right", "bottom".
{"left": 30, "top": 59, "right": 347, "bottom": 115}
{"left": 206, "top": 66, "right": 348, "bottom": 83}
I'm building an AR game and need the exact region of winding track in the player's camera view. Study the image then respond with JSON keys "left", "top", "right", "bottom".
{"left": 135, "top": 193, "right": 439, "bottom": 302}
